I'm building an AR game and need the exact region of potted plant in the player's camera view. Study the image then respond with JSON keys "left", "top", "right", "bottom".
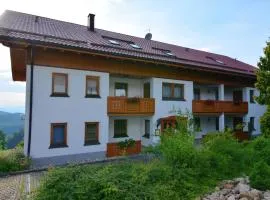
{"left": 117, "top": 139, "right": 136, "bottom": 156}
{"left": 235, "top": 122, "right": 245, "bottom": 131}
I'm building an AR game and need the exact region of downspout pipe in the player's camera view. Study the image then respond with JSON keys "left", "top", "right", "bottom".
{"left": 27, "top": 47, "right": 34, "bottom": 157}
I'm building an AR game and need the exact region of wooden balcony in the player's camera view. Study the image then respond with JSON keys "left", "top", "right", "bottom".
{"left": 107, "top": 140, "right": 141, "bottom": 157}
{"left": 107, "top": 97, "right": 155, "bottom": 116}
{"left": 192, "top": 100, "right": 248, "bottom": 115}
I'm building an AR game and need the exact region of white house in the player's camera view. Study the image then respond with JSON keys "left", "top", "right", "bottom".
{"left": 0, "top": 10, "right": 266, "bottom": 165}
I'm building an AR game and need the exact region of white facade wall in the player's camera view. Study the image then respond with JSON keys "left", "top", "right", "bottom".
{"left": 152, "top": 78, "right": 193, "bottom": 129}
{"left": 195, "top": 116, "right": 218, "bottom": 138}
{"left": 195, "top": 86, "right": 219, "bottom": 100}
{"left": 24, "top": 64, "right": 267, "bottom": 158}
{"left": 28, "top": 65, "right": 109, "bottom": 158}
{"left": 194, "top": 85, "right": 266, "bottom": 137}
{"left": 108, "top": 116, "right": 152, "bottom": 145}
{"left": 243, "top": 87, "right": 266, "bottom": 135}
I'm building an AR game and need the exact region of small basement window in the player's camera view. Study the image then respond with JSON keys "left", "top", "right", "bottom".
{"left": 108, "top": 39, "right": 120, "bottom": 45}
{"left": 130, "top": 43, "right": 141, "bottom": 49}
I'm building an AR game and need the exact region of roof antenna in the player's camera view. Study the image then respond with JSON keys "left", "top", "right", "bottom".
{"left": 145, "top": 28, "right": 152, "bottom": 40}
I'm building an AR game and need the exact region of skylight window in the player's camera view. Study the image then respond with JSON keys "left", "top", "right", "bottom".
{"left": 215, "top": 60, "right": 224, "bottom": 64}
{"left": 108, "top": 40, "right": 120, "bottom": 45}
{"left": 165, "top": 51, "right": 174, "bottom": 56}
{"left": 130, "top": 43, "right": 141, "bottom": 49}
{"left": 152, "top": 47, "right": 175, "bottom": 57}
{"left": 206, "top": 56, "right": 224, "bottom": 64}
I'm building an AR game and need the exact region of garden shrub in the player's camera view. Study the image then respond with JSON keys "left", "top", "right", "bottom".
{"left": 250, "top": 161, "right": 270, "bottom": 190}
{"left": 34, "top": 113, "right": 270, "bottom": 199}
{"left": 0, "top": 147, "right": 30, "bottom": 173}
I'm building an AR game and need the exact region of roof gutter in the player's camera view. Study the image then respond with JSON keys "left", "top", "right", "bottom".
{"left": 27, "top": 46, "right": 34, "bottom": 157}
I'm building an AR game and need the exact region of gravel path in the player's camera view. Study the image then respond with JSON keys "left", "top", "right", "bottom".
{"left": 0, "top": 172, "right": 45, "bottom": 200}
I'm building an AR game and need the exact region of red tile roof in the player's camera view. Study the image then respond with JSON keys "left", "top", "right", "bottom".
{"left": 0, "top": 10, "right": 256, "bottom": 76}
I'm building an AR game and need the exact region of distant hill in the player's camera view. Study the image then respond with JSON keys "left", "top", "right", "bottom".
{"left": 0, "top": 111, "right": 24, "bottom": 135}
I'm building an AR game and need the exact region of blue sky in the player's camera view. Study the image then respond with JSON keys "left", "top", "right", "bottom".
{"left": 0, "top": 0, "right": 269, "bottom": 113}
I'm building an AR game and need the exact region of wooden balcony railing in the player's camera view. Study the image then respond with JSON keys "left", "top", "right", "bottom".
{"left": 107, "top": 97, "right": 155, "bottom": 116}
{"left": 192, "top": 100, "right": 248, "bottom": 114}
{"left": 107, "top": 140, "right": 141, "bottom": 157}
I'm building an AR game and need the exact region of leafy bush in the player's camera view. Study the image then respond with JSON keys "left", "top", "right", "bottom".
{"left": 0, "top": 147, "right": 30, "bottom": 173}
{"left": 250, "top": 161, "right": 270, "bottom": 190}
{"left": 34, "top": 113, "right": 270, "bottom": 199}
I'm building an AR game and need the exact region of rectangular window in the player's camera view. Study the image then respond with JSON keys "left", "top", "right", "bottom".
{"left": 194, "top": 117, "right": 201, "bottom": 131}
{"left": 85, "top": 76, "right": 100, "bottom": 98}
{"left": 50, "top": 123, "right": 67, "bottom": 148}
{"left": 162, "top": 82, "right": 184, "bottom": 101}
{"left": 85, "top": 122, "right": 99, "bottom": 145}
{"left": 250, "top": 90, "right": 255, "bottom": 103}
{"left": 51, "top": 73, "right": 68, "bottom": 97}
{"left": 250, "top": 117, "right": 255, "bottom": 131}
{"left": 194, "top": 88, "right": 200, "bottom": 100}
{"left": 114, "top": 120, "right": 128, "bottom": 138}
{"left": 144, "top": 120, "right": 150, "bottom": 138}
{"left": 144, "top": 82, "right": 150, "bottom": 98}
{"left": 216, "top": 117, "right": 219, "bottom": 131}
{"left": 115, "top": 83, "right": 128, "bottom": 97}
{"left": 215, "top": 89, "right": 219, "bottom": 100}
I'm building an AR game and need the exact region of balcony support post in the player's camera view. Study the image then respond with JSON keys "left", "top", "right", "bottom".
{"left": 218, "top": 84, "right": 224, "bottom": 100}
{"left": 219, "top": 113, "right": 225, "bottom": 132}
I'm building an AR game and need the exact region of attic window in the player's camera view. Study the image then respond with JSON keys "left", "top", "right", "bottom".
{"left": 206, "top": 56, "right": 224, "bottom": 64}
{"left": 216, "top": 60, "right": 224, "bottom": 64}
{"left": 130, "top": 43, "right": 141, "bottom": 49}
{"left": 165, "top": 51, "right": 174, "bottom": 56}
{"left": 152, "top": 47, "right": 174, "bottom": 57}
{"left": 108, "top": 40, "right": 120, "bottom": 45}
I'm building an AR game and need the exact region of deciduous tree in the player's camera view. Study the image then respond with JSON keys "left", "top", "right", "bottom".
{"left": 256, "top": 40, "right": 270, "bottom": 137}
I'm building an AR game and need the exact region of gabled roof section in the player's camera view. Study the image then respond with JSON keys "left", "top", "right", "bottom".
{"left": 0, "top": 10, "right": 257, "bottom": 76}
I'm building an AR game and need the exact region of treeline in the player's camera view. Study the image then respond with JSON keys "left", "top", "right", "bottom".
{"left": 0, "top": 129, "right": 24, "bottom": 150}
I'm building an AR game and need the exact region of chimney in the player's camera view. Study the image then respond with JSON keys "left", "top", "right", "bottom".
{"left": 88, "top": 13, "right": 95, "bottom": 31}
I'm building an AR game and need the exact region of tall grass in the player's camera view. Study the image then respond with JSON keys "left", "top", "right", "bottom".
{"left": 0, "top": 147, "right": 30, "bottom": 173}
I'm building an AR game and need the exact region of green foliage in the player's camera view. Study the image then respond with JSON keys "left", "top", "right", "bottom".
{"left": 249, "top": 136, "right": 270, "bottom": 166}
{"left": 260, "top": 105, "right": 270, "bottom": 137}
{"left": 0, "top": 130, "right": 6, "bottom": 150}
{"left": 6, "top": 129, "right": 24, "bottom": 149}
{"left": 250, "top": 161, "right": 270, "bottom": 191}
{"left": 256, "top": 40, "right": 270, "bottom": 137}
{"left": 201, "top": 129, "right": 234, "bottom": 146}
{"left": 34, "top": 114, "right": 270, "bottom": 199}
{"left": 255, "top": 40, "right": 270, "bottom": 105}
{"left": 0, "top": 147, "right": 30, "bottom": 173}
{"left": 117, "top": 138, "right": 136, "bottom": 150}
{"left": 16, "top": 141, "right": 24, "bottom": 148}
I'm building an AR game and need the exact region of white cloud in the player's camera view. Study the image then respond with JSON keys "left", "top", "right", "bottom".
{"left": 0, "top": 92, "right": 25, "bottom": 106}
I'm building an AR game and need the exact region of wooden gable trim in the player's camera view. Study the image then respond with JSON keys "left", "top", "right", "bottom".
{"left": 8, "top": 45, "right": 256, "bottom": 87}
